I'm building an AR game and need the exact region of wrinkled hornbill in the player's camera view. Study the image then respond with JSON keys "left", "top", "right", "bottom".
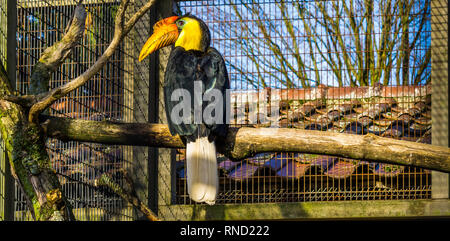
{"left": 139, "top": 14, "right": 229, "bottom": 205}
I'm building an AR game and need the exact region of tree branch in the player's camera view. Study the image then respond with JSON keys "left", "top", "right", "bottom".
{"left": 29, "top": 2, "right": 87, "bottom": 97}
{"left": 28, "top": 0, "right": 157, "bottom": 124}
{"left": 2, "top": 94, "right": 38, "bottom": 108}
{"left": 42, "top": 117, "right": 450, "bottom": 173}
{"left": 94, "top": 173, "right": 159, "bottom": 221}
{"left": 1, "top": 2, "right": 87, "bottom": 112}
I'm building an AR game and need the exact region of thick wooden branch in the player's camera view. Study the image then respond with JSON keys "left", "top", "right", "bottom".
{"left": 29, "top": 0, "right": 157, "bottom": 123}
{"left": 29, "top": 2, "right": 86, "bottom": 94}
{"left": 2, "top": 94, "right": 38, "bottom": 108}
{"left": 27, "top": 2, "right": 86, "bottom": 123}
{"left": 42, "top": 117, "right": 450, "bottom": 173}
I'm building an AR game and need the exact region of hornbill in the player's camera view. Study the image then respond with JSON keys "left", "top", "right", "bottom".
{"left": 139, "top": 15, "right": 229, "bottom": 205}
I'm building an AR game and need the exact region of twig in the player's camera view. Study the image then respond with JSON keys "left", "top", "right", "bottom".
{"left": 94, "top": 173, "right": 159, "bottom": 221}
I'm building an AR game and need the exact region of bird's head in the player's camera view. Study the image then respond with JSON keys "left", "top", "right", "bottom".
{"left": 138, "top": 14, "right": 211, "bottom": 62}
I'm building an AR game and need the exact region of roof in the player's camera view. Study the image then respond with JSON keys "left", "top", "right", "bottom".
{"left": 176, "top": 84, "right": 432, "bottom": 181}
{"left": 47, "top": 84, "right": 432, "bottom": 184}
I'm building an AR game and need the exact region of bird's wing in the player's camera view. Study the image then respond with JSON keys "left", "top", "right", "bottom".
{"left": 164, "top": 47, "right": 230, "bottom": 141}
{"left": 198, "top": 47, "right": 230, "bottom": 138}
{"left": 164, "top": 47, "right": 198, "bottom": 139}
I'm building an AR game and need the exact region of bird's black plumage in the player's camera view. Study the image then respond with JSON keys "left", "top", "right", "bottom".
{"left": 137, "top": 14, "right": 228, "bottom": 204}
{"left": 164, "top": 46, "right": 230, "bottom": 143}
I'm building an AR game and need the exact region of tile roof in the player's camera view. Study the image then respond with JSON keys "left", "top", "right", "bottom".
{"left": 47, "top": 85, "right": 432, "bottom": 185}
{"left": 176, "top": 85, "right": 432, "bottom": 181}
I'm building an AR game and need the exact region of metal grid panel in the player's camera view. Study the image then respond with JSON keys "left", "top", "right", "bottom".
{"left": 175, "top": 0, "right": 432, "bottom": 205}
{"left": 14, "top": 0, "right": 151, "bottom": 221}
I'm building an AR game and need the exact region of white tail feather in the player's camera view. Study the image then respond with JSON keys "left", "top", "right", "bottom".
{"left": 186, "top": 137, "right": 218, "bottom": 205}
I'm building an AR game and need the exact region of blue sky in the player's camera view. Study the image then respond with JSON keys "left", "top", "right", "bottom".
{"left": 178, "top": 0, "right": 431, "bottom": 90}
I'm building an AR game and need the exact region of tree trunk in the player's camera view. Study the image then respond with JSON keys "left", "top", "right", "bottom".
{"left": 1, "top": 71, "right": 75, "bottom": 220}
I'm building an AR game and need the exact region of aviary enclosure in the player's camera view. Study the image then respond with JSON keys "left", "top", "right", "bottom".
{"left": 0, "top": 0, "right": 448, "bottom": 221}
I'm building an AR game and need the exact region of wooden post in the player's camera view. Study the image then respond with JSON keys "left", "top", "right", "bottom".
{"left": 431, "top": 0, "right": 449, "bottom": 199}
{"left": 147, "top": 2, "right": 158, "bottom": 217}
{"left": 0, "top": 0, "right": 16, "bottom": 221}
{"left": 7, "top": 0, "right": 16, "bottom": 221}
{"left": 0, "top": 0, "right": 7, "bottom": 221}
{"left": 154, "top": 0, "right": 188, "bottom": 220}
{"left": 130, "top": 0, "right": 153, "bottom": 220}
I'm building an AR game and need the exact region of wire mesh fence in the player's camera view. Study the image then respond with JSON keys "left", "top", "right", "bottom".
{"left": 174, "top": 0, "right": 432, "bottom": 205}
{"left": 0, "top": 0, "right": 9, "bottom": 221}
{"left": 0, "top": 0, "right": 437, "bottom": 221}
{"left": 13, "top": 0, "right": 153, "bottom": 221}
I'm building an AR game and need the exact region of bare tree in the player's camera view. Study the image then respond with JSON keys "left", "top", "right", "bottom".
{"left": 219, "top": 0, "right": 431, "bottom": 88}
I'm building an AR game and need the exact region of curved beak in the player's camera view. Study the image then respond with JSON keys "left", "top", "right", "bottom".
{"left": 138, "top": 16, "right": 179, "bottom": 62}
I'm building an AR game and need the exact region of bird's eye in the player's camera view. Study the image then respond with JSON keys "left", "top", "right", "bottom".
{"left": 177, "top": 20, "right": 185, "bottom": 27}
